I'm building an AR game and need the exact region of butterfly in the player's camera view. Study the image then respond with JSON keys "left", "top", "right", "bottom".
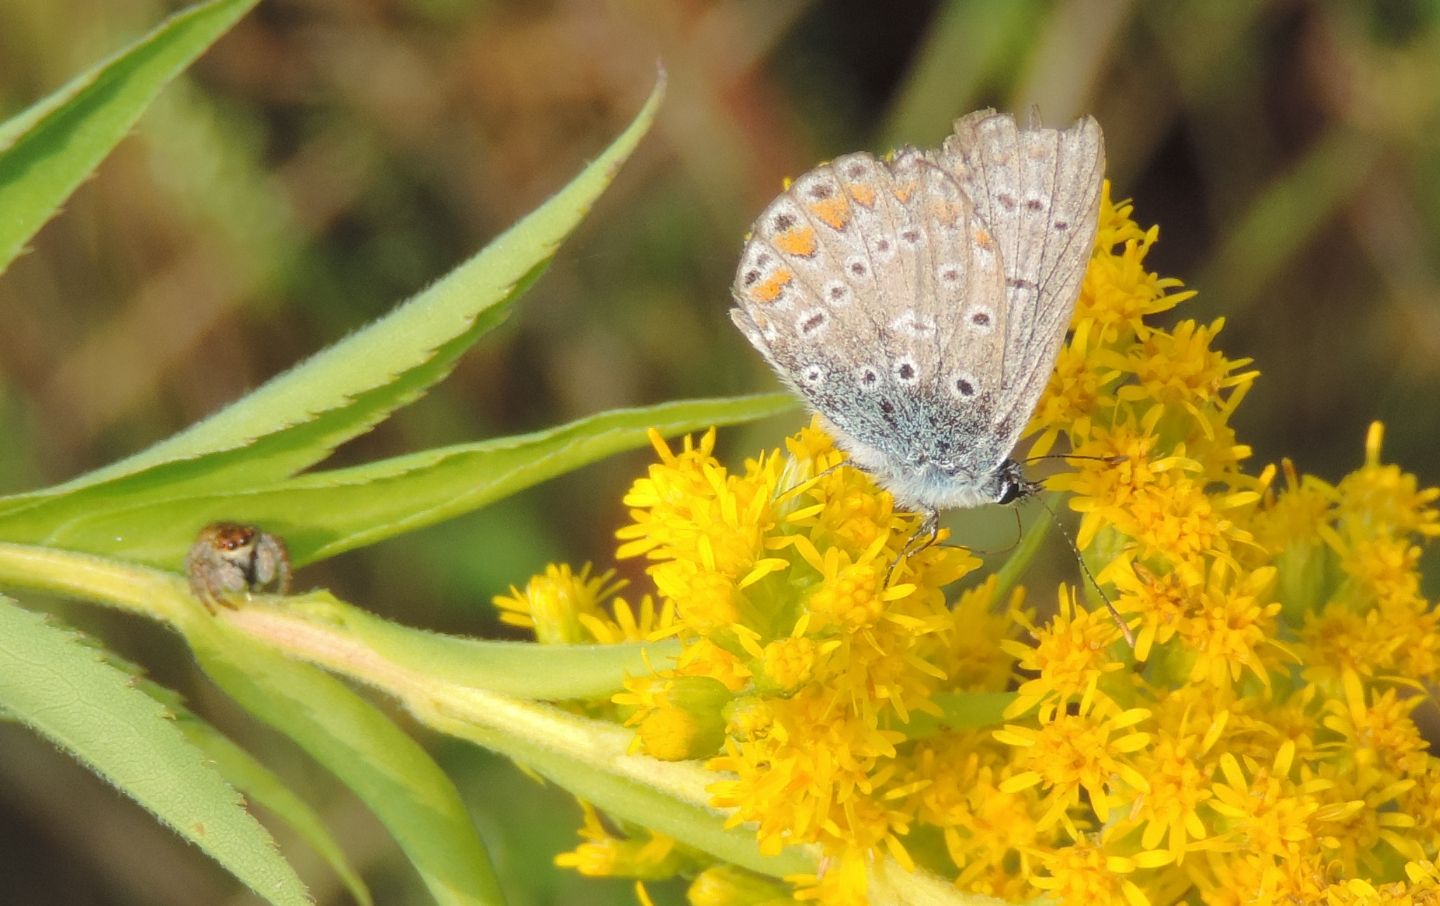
{"left": 730, "top": 109, "right": 1105, "bottom": 542}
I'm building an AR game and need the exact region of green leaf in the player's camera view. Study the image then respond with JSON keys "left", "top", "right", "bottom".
{"left": 218, "top": 592, "right": 680, "bottom": 701}
{"left": 0, "top": 0, "right": 259, "bottom": 274}
{"left": 177, "top": 713, "right": 373, "bottom": 906}
{"left": 9, "top": 392, "right": 796, "bottom": 568}
{"left": 85, "top": 646, "right": 371, "bottom": 904}
{"left": 9, "top": 71, "right": 667, "bottom": 506}
{"left": 0, "top": 598, "right": 309, "bottom": 905}
{"left": 189, "top": 617, "right": 505, "bottom": 906}
{"left": 414, "top": 695, "right": 815, "bottom": 881}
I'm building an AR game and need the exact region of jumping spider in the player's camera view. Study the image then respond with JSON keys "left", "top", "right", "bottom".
{"left": 185, "top": 522, "right": 292, "bottom": 609}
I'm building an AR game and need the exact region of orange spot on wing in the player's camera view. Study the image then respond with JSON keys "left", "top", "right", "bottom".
{"left": 928, "top": 200, "right": 964, "bottom": 227}
{"left": 808, "top": 196, "right": 851, "bottom": 231}
{"left": 775, "top": 225, "right": 818, "bottom": 257}
{"left": 753, "top": 269, "right": 792, "bottom": 303}
{"left": 972, "top": 227, "right": 994, "bottom": 250}
{"left": 847, "top": 183, "right": 877, "bottom": 208}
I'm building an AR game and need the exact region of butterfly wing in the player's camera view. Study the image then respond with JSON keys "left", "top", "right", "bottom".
{"left": 730, "top": 149, "right": 1003, "bottom": 482}
{"left": 939, "top": 110, "right": 1106, "bottom": 456}
{"left": 731, "top": 111, "right": 1104, "bottom": 509}
{"left": 731, "top": 152, "right": 901, "bottom": 454}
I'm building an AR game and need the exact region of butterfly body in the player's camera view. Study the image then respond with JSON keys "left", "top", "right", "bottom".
{"left": 731, "top": 109, "right": 1105, "bottom": 520}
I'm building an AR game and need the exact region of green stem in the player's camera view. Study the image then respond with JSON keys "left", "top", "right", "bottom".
{"left": 0, "top": 541, "right": 195, "bottom": 626}
{"left": 0, "top": 542, "right": 809, "bottom": 877}
{"left": 229, "top": 593, "right": 679, "bottom": 701}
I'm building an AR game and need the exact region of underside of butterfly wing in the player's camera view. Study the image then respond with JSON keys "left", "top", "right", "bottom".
{"left": 732, "top": 110, "right": 1106, "bottom": 511}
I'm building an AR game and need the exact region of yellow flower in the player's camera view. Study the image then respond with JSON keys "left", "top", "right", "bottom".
{"left": 1121, "top": 687, "right": 1226, "bottom": 861}
{"left": 492, "top": 563, "right": 625, "bottom": 644}
{"left": 1337, "top": 423, "right": 1440, "bottom": 541}
{"left": 1177, "top": 562, "right": 1285, "bottom": 688}
{"left": 688, "top": 864, "right": 794, "bottom": 906}
{"left": 509, "top": 186, "right": 1440, "bottom": 905}
{"left": 1207, "top": 742, "right": 1330, "bottom": 865}
{"left": 997, "top": 695, "right": 1152, "bottom": 827}
{"left": 1332, "top": 676, "right": 1428, "bottom": 764}
{"left": 907, "top": 734, "right": 1043, "bottom": 900}
{"left": 634, "top": 675, "right": 731, "bottom": 760}
{"left": 1028, "top": 833, "right": 1174, "bottom": 906}
{"left": 1002, "top": 587, "right": 1129, "bottom": 719}
{"left": 1075, "top": 185, "right": 1194, "bottom": 339}
{"left": 791, "top": 854, "right": 869, "bottom": 905}
{"left": 933, "top": 576, "right": 1028, "bottom": 692}
{"left": 554, "top": 801, "right": 685, "bottom": 879}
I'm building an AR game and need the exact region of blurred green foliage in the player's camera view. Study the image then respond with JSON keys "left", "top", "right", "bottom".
{"left": 3, "top": 1, "right": 1439, "bottom": 902}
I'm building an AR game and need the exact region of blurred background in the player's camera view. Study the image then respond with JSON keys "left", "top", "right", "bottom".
{"left": 2, "top": 0, "right": 1439, "bottom": 903}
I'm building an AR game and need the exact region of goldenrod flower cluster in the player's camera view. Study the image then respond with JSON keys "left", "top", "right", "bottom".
{"left": 494, "top": 187, "right": 1440, "bottom": 905}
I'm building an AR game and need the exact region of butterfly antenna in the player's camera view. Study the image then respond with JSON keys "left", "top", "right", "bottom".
{"left": 1034, "top": 495, "right": 1135, "bottom": 647}
{"left": 1023, "top": 453, "right": 1127, "bottom": 467}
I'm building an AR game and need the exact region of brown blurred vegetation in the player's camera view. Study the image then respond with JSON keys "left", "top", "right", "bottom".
{"left": 2, "top": 1, "right": 1439, "bottom": 903}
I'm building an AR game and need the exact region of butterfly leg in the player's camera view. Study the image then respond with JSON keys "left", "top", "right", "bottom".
{"left": 886, "top": 506, "right": 942, "bottom": 582}
{"left": 909, "top": 506, "right": 941, "bottom": 557}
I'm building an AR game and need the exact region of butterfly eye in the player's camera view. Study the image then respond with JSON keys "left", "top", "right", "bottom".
{"left": 996, "top": 476, "right": 1027, "bottom": 504}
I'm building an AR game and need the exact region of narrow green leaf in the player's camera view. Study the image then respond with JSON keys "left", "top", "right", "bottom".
{"left": 0, "top": 0, "right": 258, "bottom": 273}
{"left": 177, "top": 713, "right": 373, "bottom": 906}
{"left": 14, "top": 392, "right": 796, "bottom": 568}
{"left": 0, "top": 280, "right": 532, "bottom": 526}
{"left": 91, "top": 648, "right": 371, "bottom": 905}
{"left": 189, "top": 618, "right": 505, "bottom": 906}
{"left": 221, "top": 592, "right": 680, "bottom": 701}
{"left": 415, "top": 697, "right": 814, "bottom": 881}
{"left": 17, "top": 71, "right": 667, "bottom": 502}
{"left": 0, "top": 598, "right": 309, "bottom": 905}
